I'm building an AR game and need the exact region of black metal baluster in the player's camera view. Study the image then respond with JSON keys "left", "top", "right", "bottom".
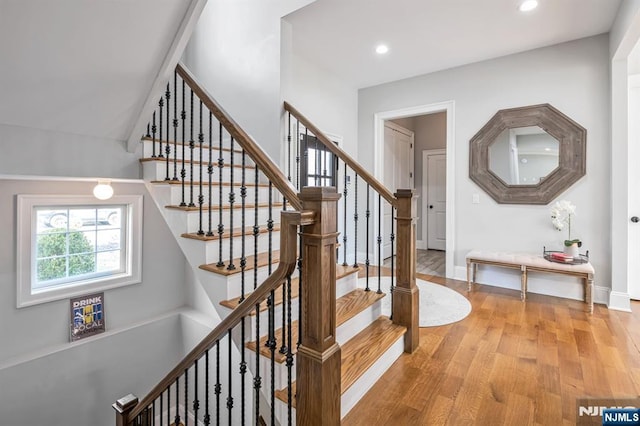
{"left": 253, "top": 168, "right": 259, "bottom": 291}
{"left": 165, "top": 82, "right": 171, "bottom": 180}
{"left": 174, "top": 378, "right": 180, "bottom": 426}
{"left": 166, "top": 382, "right": 170, "bottom": 426}
{"left": 239, "top": 149, "right": 247, "bottom": 301}
{"left": 172, "top": 71, "right": 179, "bottom": 181}
{"left": 315, "top": 135, "right": 320, "bottom": 186}
{"left": 204, "top": 350, "right": 211, "bottom": 426}
{"left": 152, "top": 401, "right": 156, "bottom": 426}
{"left": 377, "top": 194, "right": 383, "bottom": 294}
{"left": 207, "top": 112, "right": 214, "bottom": 237}
{"left": 343, "top": 164, "right": 348, "bottom": 266}
{"left": 267, "top": 289, "right": 276, "bottom": 426}
{"left": 151, "top": 112, "right": 157, "bottom": 158}
{"left": 240, "top": 316, "right": 247, "bottom": 425}
{"left": 188, "top": 89, "right": 196, "bottom": 208}
{"left": 198, "top": 101, "right": 205, "bottom": 235}
{"left": 158, "top": 96, "right": 164, "bottom": 159}
{"left": 365, "top": 184, "right": 371, "bottom": 291}
{"left": 146, "top": 123, "right": 151, "bottom": 138}
{"left": 295, "top": 120, "right": 300, "bottom": 189}
{"left": 390, "top": 207, "right": 395, "bottom": 320}
{"left": 217, "top": 123, "right": 225, "bottom": 268}
{"left": 227, "top": 329, "right": 234, "bottom": 426}
{"left": 287, "top": 111, "right": 292, "bottom": 186}
{"left": 180, "top": 80, "right": 187, "bottom": 207}
{"left": 303, "top": 129, "right": 309, "bottom": 187}
{"left": 268, "top": 182, "right": 273, "bottom": 274}
{"left": 353, "top": 174, "right": 359, "bottom": 268}
{"left": 215, "top": 340, "right": 221, "bottom": 426}
{"left": 194, "top": 360, "right": 199, "bottom": 426}
{"left": 227, "top": 137, "right": 236, "bottom": 270}
{"left": 286, "top": 274, "right": 294, "bottom": 425}
{"left": 253, "top": 303, "right": 261, "bottom": 426}
{"left": 184, "top": 369, "right": 189, "bottom": 426}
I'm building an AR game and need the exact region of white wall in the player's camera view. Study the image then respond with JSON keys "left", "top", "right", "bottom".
{"left": 0, "top": 178, "right": 189, "bottom": 424}
{"left": 183, "top": 0, "right": 314, "bottom": 160}
{"left": 0, "top": 124, "right": 143, "bottom": 178}
{"left": 358, "top": 35, "right": 611, "bottom": 300}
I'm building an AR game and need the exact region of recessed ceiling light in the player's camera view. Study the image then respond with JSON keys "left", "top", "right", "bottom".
{"left": 519, "top": 0, "right": 538, "bottom": 12}
{"left": 375, "top": 44, "right": 389, "bottom": 55}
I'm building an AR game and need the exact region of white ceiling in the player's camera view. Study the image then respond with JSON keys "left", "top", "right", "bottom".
{"left": 285, "top": 0, "right": 622, "bottom": 89}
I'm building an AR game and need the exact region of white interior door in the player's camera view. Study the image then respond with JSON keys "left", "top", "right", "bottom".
{"left": 425, "top": 150, "right": 446, "bottom": 251}
{"left": 383, "top": 122, "right": 414, "bottom": 259}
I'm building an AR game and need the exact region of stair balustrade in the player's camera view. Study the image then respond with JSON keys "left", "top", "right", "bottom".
{"left": 116, "top": 62, "right": 417, "bottom": 426}
{"left": 284, "top": 102, "right": 419, "bottom": 352}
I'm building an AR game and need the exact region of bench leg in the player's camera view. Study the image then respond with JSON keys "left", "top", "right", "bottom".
{"left": 467, "top": 260, "right": 472, "bottom": 292}
{"left": 521, "top": 265, "right": 527, "bottom": 301}
{"left": 586, "top": 274, "right": 594, "bottom": 314}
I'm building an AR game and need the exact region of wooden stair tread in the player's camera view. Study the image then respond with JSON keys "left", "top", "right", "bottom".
{"left": 220, "top": 275, "right": 300, "bottom": 313}
{"left": 220, "top": 264, "right": 361, "bottom": 311}
{"left": 181, "top": 224, "right": 280, "bottom": 241}
{"left": 200, "top": 250, "right": 280, "bottom": 276}
{"left": 246, "top": 287, "right": 382, "bottom": 363}
{"left": 275, "top": 316, "right": 406, "bottom": 407}
{"left": 166, "top": 202, "right": 284, "bottom": 212}
{"left": 142, "top": 136, "right": 243, "bottom": 153}
{"left": 141, "top": 157, "right": 256, "bottom": 169}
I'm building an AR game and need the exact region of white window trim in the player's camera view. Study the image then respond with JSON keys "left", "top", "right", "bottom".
{"left": 16, "top": 194, "right": 143, "bottom": 308}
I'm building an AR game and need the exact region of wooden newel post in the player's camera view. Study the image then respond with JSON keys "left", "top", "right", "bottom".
{"left": 393, "top": 189, "right": 419, "bottom": 353}
{"left": 297, "top": 187, "right": 342, "bottom": 426}
{"left": 113, "top": 394, "right": 138, "bottom": 426}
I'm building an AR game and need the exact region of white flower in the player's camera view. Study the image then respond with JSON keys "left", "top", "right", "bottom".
{"left": 550, "top": 200, "right": 576, "bottom": 238}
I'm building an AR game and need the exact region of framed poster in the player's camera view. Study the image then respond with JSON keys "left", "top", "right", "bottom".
{"left": 70, "top": 292, "right": 105, "bottom": 341}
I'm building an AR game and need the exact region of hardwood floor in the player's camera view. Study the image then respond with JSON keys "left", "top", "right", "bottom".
{"left": 383, "top": 249, "right": 446, "bottom": 277}
{"left": 343, "top": 273, "right": 640, "bottom": 425}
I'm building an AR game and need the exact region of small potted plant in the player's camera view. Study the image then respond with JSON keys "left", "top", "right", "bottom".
{"left": 550, "top": 200, "right": 581, "bottom": 258}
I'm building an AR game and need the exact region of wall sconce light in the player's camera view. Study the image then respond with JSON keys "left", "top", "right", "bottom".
{"left": 93, "top": 180, "right": 114, "bottom": 200}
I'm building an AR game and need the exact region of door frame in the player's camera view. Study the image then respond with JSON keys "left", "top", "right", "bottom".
{"left": 422, "top": 149, "right": 446, "bottom": 250}
{"left": 373, "top": 100, "right": 455, "bottom": 278}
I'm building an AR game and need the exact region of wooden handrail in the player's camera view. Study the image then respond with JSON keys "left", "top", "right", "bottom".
{"left": 284, "top": 101, "right": 397, "bottom": 208}
{"left": 128, "top": 209, "right": 315, "bottom": 420}
{"left": 176, "top": 63, "right": 303, "bottom": 211}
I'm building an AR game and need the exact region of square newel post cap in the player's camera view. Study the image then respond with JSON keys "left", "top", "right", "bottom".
{"left": 394, "top": 189, "right": 415, "bottom": 198}
{"left": 299, "top": 186, "right": 342, "bottom": 202}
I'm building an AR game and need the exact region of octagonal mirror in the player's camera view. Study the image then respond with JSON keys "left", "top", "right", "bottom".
{"left": 488, "top": 126, "right": 560, "bottom": 185}
{"left": 469, "top": 104, "right": 586, "bottom": 204}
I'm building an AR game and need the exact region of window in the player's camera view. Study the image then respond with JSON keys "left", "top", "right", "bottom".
{"left": 17, "top": 194, "right": 143, "bottom": 307}
{"left": 300, "top": 134, "right": 338, "bottom": 187}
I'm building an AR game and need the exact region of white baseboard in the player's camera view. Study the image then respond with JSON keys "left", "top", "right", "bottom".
{"left": 416, "top": 239, "right": 427, "bottom": 250}
{"left": 608, "top": 291, "right": 632, "bottom": 312}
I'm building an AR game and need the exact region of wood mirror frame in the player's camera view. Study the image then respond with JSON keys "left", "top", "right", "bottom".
{"left": 469, "top": 104, "right": 586, "bottom": 204}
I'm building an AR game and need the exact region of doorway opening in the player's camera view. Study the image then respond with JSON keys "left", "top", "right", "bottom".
{"left": 374, "top": 101, "right": 455, "bottom": 278}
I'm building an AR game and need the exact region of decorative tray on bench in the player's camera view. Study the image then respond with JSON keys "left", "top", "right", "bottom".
{"left": 543, "top": 247, "right": 590, "bottom": 265}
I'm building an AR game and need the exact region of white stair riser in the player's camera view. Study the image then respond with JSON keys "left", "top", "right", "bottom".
{"left": 142, "top": 140, "right": 252, "bottom": 165}
{"left": 163, "top": 183, "right": 273, "bottom": 207}
{"left": 203, "top": 231, "right": 281, "bottom": 265}
{"left": 181, "top": 206, "right": 277, "bottom": 234}
{"left": 142, "top": 160, "right": 258, "bottom": 184}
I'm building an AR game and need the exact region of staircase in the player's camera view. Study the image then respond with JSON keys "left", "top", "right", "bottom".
{"left": 114, "top": 63, "right": 418, "bottom": 426}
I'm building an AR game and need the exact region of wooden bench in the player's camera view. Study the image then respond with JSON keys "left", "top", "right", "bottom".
{"left": 466, "top": 250, "right": 595, "bottom": 313}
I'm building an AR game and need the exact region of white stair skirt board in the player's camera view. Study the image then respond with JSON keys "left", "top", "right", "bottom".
{"left": 365, "top": 277, "right": 472, "bottom": 327}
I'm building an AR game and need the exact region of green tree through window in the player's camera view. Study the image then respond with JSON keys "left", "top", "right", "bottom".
{"left": 37, "top": 229, "right": 95, "bottom": 282}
